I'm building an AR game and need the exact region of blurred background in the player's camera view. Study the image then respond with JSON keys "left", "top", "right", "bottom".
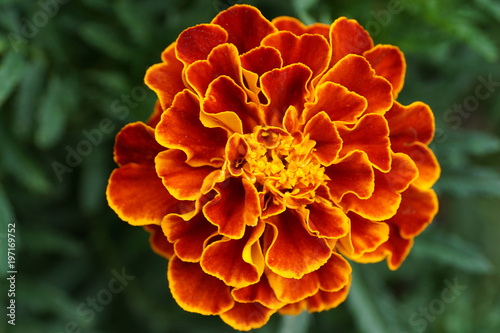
{"left": 1, "top": 0, "right": 499, "bottom": 332}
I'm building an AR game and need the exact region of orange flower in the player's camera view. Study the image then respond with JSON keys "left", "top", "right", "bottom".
{"left": 106, "top": 4, "right": 440, "bottom": 331}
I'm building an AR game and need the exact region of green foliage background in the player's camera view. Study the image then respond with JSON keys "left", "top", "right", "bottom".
{"left": 1, "top": 0, "right": 499, "bottom": 332}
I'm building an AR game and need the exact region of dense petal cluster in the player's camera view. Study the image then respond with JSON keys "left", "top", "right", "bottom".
{"left": 106, "top": 5, "right": 440, "bottom": 331}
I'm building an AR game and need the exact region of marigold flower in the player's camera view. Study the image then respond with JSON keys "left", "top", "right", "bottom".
{"left": 106, "top": 4, "right": 440, "bottom": 330}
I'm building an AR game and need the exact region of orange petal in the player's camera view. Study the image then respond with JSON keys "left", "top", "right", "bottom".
{"left": 338, "top": 213, "right": 389, "bottom": 258}
{"left": 303, "top": 278, "right": 351, "bottom": 313}
{"left": 272, "top": 16, "right": 330, "bottom": 40}
{"left": 146, "top": 100, "right": 163, "bottom": 129}
{"left": 340, "top": 153, "right": 418, "bottom": 221}
{"left": 363, "top": 45, "right": 406, "bottom": 98}
{"left": 386, "top": 101, "right": 435, "bottom": 147}
{"left": 175, "top": 24, "right": 228, "bottom": 66}
{"left": 304, "top": 201, "right": 349, "bottom": 239}
{"left": 219, "top": 302, "right": 275, "bottom": 331}
{"left": 114, "top": 122, "right": 164, "bottom": 166}
{"left": 155, "top": 149, "right": 215, "bottom": 201}
{"left": 267, "top": 252, "right": 351, "bottom": 303}
{"left": 232, "top": 274, "right": 285, "bottom": 309}
{"left": 168, "top": 255, "right": 234, "bottom": 315}
{"left": 329, "top": 17, "right": 373, "bottom": 65}
{"left": 262, "top": 31, "right": 330, "bottom": 81}
{"left": 320, "top": 54, "right": 393, "bottom": 116}
{"left": 203, "top": 178, "right": 260, "bottom": 239}
{"left": 325, "top": 151, "right": 375, "bottom": 202}
{"left": 163, "top": 211, "right": 218, "bottom": 262}
{"left": 202, "top": 75, "right": 262, "bottom": 134}
{"left": 337, "top": 114, "right": 391, "bottom": 172}
{"left": 259, "top": 191, "right": 287, "bottom": 219}
{"left": 304, "top": 111, "right": 342, "bottom": 166}
{"left": 303, "top": 82, "right": 367, "bottom": 124}
{"left": 261, "top": 63, "right": 312, "bottom": 126}
{"left": 185, "top": 43, "right": 243, "bottom": 97}
{"left": 212, "top": 4, "right": 277, "bottom": 54}
{"left": 107, "top": 164, "right": 178, "bottom": 226}
{"left": 240, "top": 45, "right": 283, "bottom": 77}
{"left": 390, "top": 184, "right": 438, "bottom": 239}
{"left": 201, "top": 221, "right": 265, "bottom": 288}
{"left": 144, "top": 62, "right": 186, "bottom": 111}
{"left": 155, "top": 89, "right": 226, "bottom": 167}
{"left": 144, "top": 224, "right": 175, "bottom": 260}
{"left": 397, "top": 142, "right": 440, "bottom": 189}
{"left": 225, "top": 133, "right": 248, "bottom": 177}
{"left": 264, "top": 209, "right": 332, "bottom": 279}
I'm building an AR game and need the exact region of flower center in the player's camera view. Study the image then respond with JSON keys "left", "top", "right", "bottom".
{"left": 242, "top": 127, "right": 326, "bottom": 196}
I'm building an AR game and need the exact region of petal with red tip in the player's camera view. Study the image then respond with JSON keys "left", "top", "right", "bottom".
{"left": 304, "top": 112, "right": 342, "bottom": 166}
{"left": 212, "top": 4, "right": 277, "bottom": 54}
{"left": 202, "top": 76, "right": 262, "bottom": 134}
{"left": 303, "top": 82, "right": 367, "bottom": 124}
{"left": 325, "top": 151, "right": 375, "bottom": 202}
{"left": 330, "top": 17, "right": 373, "bottom": 65}
{"left": 203, "top": 178, "right": 260, "bottom": 239}
{"left": 185, "top": 43, "right": 243, "bottom": 97}
{"left": 155, "top": 149, "right": 215, "bottom": 201}
{"left": 144, "top": 224, "right": 175, "bottom": 260}
{"left": 363, "top": 45, "right": 406, "bottom": 98}
{"left": 272, "top": 16, "right": 330, "bottom": 40}
{"left": 107, "top": 164, "right": 178, "bottom": 226}
{"left": 391, "top": 184, "right": 438, "bottom": 239}
{"left": 261, "top": 64, "right": 312, "bottom": 126}
{"left": 175, "top": 24, "right": 228, "bottom": 66}
{"left": 232, "top": 274, "right": 285, "bottom": 309}
{"left": 337, "top": 114, "right": 391, "bottom": 172}
{"left": 262, "top": 31, "right": 330, "bottom": 80}
{"left": 338, "top": 213, "right": 389, "bottom": 258}
{"left": 386, "top": 101, "right": 435, "bottom": 146}
{"left": 168, "top": 255, "right": 234, "bottom": 315}
{"left": 264, "top": 209, "right": 332, "bottom": 279}
{"left": 304, "top": 201, "right": 349, "bottom": 239}
{"left": 155, "top": 89, "right": 226, "bottom": 167}
{"left": 220, "top": 302, "right": 275, "bottom": 331}
{"left": 240, "top": 46, "right": 283, "bottom": 77}
{"left": 114, "top": 122, "right": 164, "bottom": 166}
{"left": 320, "top": 55, "right": 393, "bottom": 115}
{"left": 163, "top": 211, "right": 218, "bottom": 262}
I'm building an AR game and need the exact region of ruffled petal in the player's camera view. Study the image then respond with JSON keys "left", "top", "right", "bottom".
{"left": 212, "top": 4, "right": 277, "bottom": 54}
{"left": 261, "top": 63, "right": 312, "bottom": 126}
{"left": 201, "top": 221, "right": 265, "bottom": 288}
{"left": 272, "top": 16, "right": 330, "bottom": 40}
{"left": 396, "top": 142, "right": 440, "bottom": 189}
{"left": 225, "top": 133, "right": 248, "bottom": 177}
{"left": 114, "top": 122, "right": 164, "bottom": 166}
{"left": 329, "top": 17, "right": 373, "bottom": 65}
{"left": 146, "top": 100, "right": 163, "bottom": 129}
{"left": 303, "top": 111, "right": 342, "bottom": 166}
{"left": 240, "top": 46, "right": 283, "bottom": 78}
{"left": 163, "top": 210, "right": 218, "bottom": 262}
{"left": 320, "top": 54, "right": 393, "bottom": 116}
{"left": 325, "top": 151, "right": 375, "bottom": 202}
{"left": 262, "top": 31, "right": 330, "bottom": 81}
{"left": 155, "top": 89, "right": 226, "bottom": 167}
{"left": 337, "top": 114, "right": 391, "bottom": 172}
{"left": 390, "top": 184, "right": 438, "bottom": 239}
{"left": 363, "top": 45, "right": 406, "bottom": 98}
{"left": 144, "top": 224, "right": 175, "bottom": 260}
{"left": 264, "top": 209, "right": 332, "bottom": 279}
{"left": 107, "top": 164, "right": 178, "bottom": 226}
{"left": 203, "top": 178, "right": 260, "bottom": 239}
{"left": 303, "top": 278, "right": 351, "bottom": 313}
{"left": 202, "top": 75, "right": 263, "bottom": 134}
{"left": 168, "top": 255, "right": 234, "bottom": 315}
{"left": 338, "top": 213, "right": 389, "bottom": 258}
{"left": 220, "top": 302, "right": 275, "bottom": 331}
{"left": 232, "top": 274, "right": 285, "bottom": 309}
{"left": 145, "top": 63, "right": 186, "bottom": 111}
{"left": 185, "top": 43, "right": 243, "bottom": 97}
{"left": 304, "top": 201, "right": 349, "bottom": 239}
{"left": 155, "top": 149, "right": 215, "bottom": 201}
{"left": 175, "top": 24, "right": 228, "bottom": 66}
{"left": 386, "top": 101, "right": 435, "bottom": 146}
{"left": 303, "top": 82, "right": 367, "bottom": 124}
{"left": 340, "top": 153, "right": 419, "bottom": 221}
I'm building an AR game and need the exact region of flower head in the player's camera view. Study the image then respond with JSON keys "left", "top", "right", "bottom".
{"left": 107, "top": 5, "right": 440, "bottom": 330}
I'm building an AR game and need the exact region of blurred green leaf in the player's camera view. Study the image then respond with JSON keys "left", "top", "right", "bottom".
{"left": 278, "top": 311, "right": 311, "bottom": 333}
{"left": 413, "top": 231, "right": 494, "bottom": 274}
{"left": 437, "top": 166, "right": 500, "bottom": 197}
{"left": 476, "top": 0, "right": 500, "bottom": 22}
{"left": 21, "top": 228, "right": 85, "bottom": 257}
{"left": 78, "top": 22, "right": 133, "bottom": 61}
{"left": 0, "top": 49, "right": 26, "bottom": 107}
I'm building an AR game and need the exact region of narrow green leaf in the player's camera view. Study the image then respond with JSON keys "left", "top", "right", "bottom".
{"left": 412, "top": 231, "right": 494, "bottom": 274}
{"left": 437, "top": 167, "right": 500, "bottom": 197}
{"left": 476, "top": 0, "right": 500, "bottom": 22}
{"left": 278, "top": 311, "right": 311, "bottom": 333}
{"left": 21, "top": 228, "right": 85, "bottom": 257}
{"left": 0, "top": 50, "right": 26, "bottom": 107}
{"left": 78, "top": 22, "right": 132, "bottom": 61}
